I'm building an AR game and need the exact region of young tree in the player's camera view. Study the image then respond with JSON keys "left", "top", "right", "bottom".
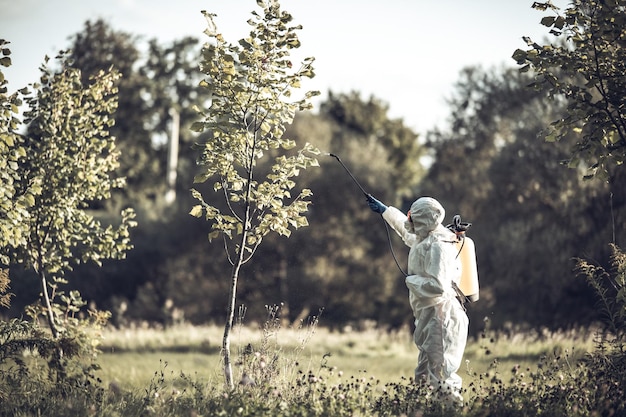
{"left": 512, "top": 0, "right": 626, "bottom": 181}
{"left": 5, "top": 52, "right": 136, "bottom": 338}
{"left": 190, "top": 0, "right": 319, "bottom": 389}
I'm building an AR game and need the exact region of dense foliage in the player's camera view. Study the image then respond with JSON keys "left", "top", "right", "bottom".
{"left": 0, "top": 41, "right": 34, "bottom": 263}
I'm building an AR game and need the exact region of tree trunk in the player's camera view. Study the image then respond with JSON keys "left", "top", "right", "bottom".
{"left": 222, "top": 230, "right": 248, "bottom": 390}
{"left": 39, "top": 270, "right": 59, "bottom": 339}
{"left": 165, "top": 107, "right": 180, "bottom": 205}
{"left": 222, "top": 126, "right": 256, "bottom": 389}
{"left": 277, "top": 246, "right": 290, "bottom": 325}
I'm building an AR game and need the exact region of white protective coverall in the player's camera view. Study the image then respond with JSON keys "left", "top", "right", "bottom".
{"left": 382, "top": 197, "right": 468, "bottom": 402}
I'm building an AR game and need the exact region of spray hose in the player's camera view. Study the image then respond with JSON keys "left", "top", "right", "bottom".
{"left": 326, "top": 153, "right": 408, "bottom": 277}
{"left": 446, "top": 215, "right": 474, "bottom": 308}
{"left": 446, "top": 215, "right": 472, "bottom": 259}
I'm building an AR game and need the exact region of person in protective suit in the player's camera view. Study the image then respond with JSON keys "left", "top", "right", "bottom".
{"left": 367, "top": 195, "right": 468, "bottom": 406}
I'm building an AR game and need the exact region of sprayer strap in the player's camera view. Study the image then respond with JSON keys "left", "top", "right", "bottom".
{"left": 455, "top": 235, "right": 465, "bottom": 259}
{"left": 452, "top": 281, "right": 470, "bottom": 311}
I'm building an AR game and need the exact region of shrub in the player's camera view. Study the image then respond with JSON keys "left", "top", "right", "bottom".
{"left": 0, "top": 272, "right": 109, "bottom": 416}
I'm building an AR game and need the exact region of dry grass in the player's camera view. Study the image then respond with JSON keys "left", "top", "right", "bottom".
{"left": 95, "top": 322, "right": 597, "bottom": 393}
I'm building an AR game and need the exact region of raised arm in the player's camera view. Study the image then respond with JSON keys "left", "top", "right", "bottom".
{"left": 382, "top": 206, "right": 417, "bottom": 247}
{"left": 366, "top": 194, "right": 416, "bottom": 247}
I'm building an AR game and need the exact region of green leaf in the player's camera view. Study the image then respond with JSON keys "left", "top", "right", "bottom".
{"left": 190, "top": 121, "right": 205, "bottom": 132}
{"left": 190, "top": 205, "right": 203, "bottom": 218}
{"left": 511, "top": 49, "right": 528, "bottom": 65}
{"left": 540, "top": 16, "right": 556, "bottom": 27}
{"left": 5, "top": 54, "right": 134, "bottom": 305}
{"left": 553, "top": 16, "right": 566, "bottom": 30}
{"left": 194, "top": 172, "right": 211, "bottom": 184}
{"left": 545, "top": 131, "right": 558, "bottom": 142}
{"left": 208, "top": 230, "right": 221, "bottom": 242}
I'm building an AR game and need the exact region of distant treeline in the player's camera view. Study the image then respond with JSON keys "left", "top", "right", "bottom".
{"left": 4, "top": 19, "right": 625, "bottom": 334}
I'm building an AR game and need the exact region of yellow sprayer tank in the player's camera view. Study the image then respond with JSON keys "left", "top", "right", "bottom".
{"left": 456, "top": 233, "right": 479, "bottom": 302}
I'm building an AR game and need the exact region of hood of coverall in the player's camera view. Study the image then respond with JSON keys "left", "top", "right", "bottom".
{"left": 404, "top": 197, "right": 446, "bottom": 240}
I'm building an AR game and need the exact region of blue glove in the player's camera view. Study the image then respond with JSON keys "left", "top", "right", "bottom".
{"left": 366, "top": 194, "right": 387, "bottom": 214}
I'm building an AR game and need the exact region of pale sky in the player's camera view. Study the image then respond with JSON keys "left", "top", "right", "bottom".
{"left": 1, "top": 0, "right": 565, "bottom": 135}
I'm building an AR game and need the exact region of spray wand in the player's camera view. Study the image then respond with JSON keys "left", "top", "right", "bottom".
{"left": 325, "top": 152, "right": 408, "bottom": 276}
{"left": 326, "top": 153, "right": 369, "bottom": 196}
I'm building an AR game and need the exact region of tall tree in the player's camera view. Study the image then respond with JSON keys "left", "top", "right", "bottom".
{"left": 139, "top": 37, "right": 208, "bottom": 194}
{"left": 190, "top": 1, "right": 319, "bottom": 389}
{"left": 6, "top": 52, "right": 135, "bottom": 338}
{"left": 321, "top": 91, "right": 424, "bottom": 199}
{"left": 420, "top": 66, "right": 550, "bottom": 220}
{"left": 68, "top": 20, "right": 208, "bottom": 208}
{"left": 67, "top": 20, "right": 157, "bottom": 205}
{"left": 511, "top": 0, "right": 626, "bottom": 331}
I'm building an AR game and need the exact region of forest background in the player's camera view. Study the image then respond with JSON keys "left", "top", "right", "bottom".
{"left": 2, "top": 8, "right": 624, "bottom": 337}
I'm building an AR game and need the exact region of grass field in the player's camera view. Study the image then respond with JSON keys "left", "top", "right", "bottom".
{"left": 2, "top": 318, "right": 616, "bottom": 417}
{"left": 94, "top": 321, "right": 598, "bottom": 393}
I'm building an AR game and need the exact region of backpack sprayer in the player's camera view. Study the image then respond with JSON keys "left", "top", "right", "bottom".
{"left": 446, "top": 215, "right": 480, "bottom": 303}
{"left": 325, "top": 152, "right": 479, "bottom": 303}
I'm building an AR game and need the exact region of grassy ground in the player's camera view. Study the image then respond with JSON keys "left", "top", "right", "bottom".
{"left": 95, "top": 322, "right": 597, "bottom": 393}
